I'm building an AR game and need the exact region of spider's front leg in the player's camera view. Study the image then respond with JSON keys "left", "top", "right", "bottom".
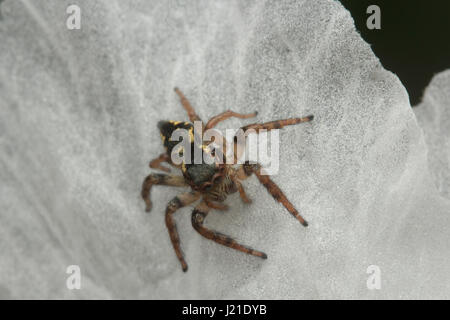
{"left": 174, "top": 87, "right": 203, "bottom": 124}
{"left": 165, "top": 191, "right": 201, "bottom": 272}
{"left": 141, "top": 173, "right": 187, "bottom": 212}
{"left": 148, "top": 153, "right": 174, "bottom": 172}
{"left": 236, "top": 163, "right": 308, "bottom": 227}
{"left": 191, "top": 201, "right": 267, "bottom": 259}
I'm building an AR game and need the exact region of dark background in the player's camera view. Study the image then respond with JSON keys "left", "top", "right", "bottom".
{"left": 338, "top": 0, "right": 450, "bottom": 106}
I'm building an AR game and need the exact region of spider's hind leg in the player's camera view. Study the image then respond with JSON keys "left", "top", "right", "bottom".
{"left": 191, "top": 201, "right": 267, "bottom": 259}
{"left": 141, "top": 173, "right": 187, "bottom": 212}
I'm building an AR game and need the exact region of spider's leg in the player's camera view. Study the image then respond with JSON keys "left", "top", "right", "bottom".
{"left": 205, "top": 110, "right": 258, "bottom": 130}
{"left": 231, "top": 115, "right": 313, "bottom": 163}
{"left": 149, "top": 153, "right": 173, "bottom": 172}
{"left": 236, "top": 163, "right": 308, "bottom": 227}
{"left": 191, "top": 201, "right": 267, "bottom": 259}
{"left": 141, "top": 174, "right": 187, "bottom": 212}
{"left": 233, "top": 179, "right": 252, "bottom": 204}
{"left": 174, "top": 87, "right": 203, "bottom": 124}
{"left": 204, "top": 199, "right": 229, "bottom": 211}
{"left": 240, "top": 115, "right": 313, "bottom": 133}
{"left": 165, "top": 191, "right": 201, "bottom": 272}
{"left": 203, "top": 109, "right": 257, "bottom": 160}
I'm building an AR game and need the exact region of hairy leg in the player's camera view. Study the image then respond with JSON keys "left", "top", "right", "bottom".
{"left": 191, "top": 201, "right": 267, "bottom": 259}
{"left": 174, "top": 87, "right": 203, "bottom": 124}
{"left": 205, "top": 110, "right": 258, "bottom": 130}
{"left": 165, "top": 191, "right": 201, "bottom": 272}
{"left": 141, "top": 173, "right": 187, "bottom": 212}
{"left": 236, "top": 163, "right": 308, "bottom": 227}
{"left": 232, "top": 114, "right": 314, "bottom": 163}
{"left": 240, "top": 115, "right": 313, "bottom": 133}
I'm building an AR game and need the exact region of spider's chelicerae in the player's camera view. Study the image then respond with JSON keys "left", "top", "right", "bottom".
{"left": 142, "top": 88, "right": 313, "bottom": 272}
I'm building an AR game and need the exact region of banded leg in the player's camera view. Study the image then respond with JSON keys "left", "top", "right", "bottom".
{"left": 240, "top": 115, "right": 313, "bottom": 133}
{"left": 205, "top": 110, "right": 258, "bottom": 130}
{"left": 232, "top": 114, "right": 314, "bottom": 163}
{"left": 165, "top": 191, "right": 201, "bottom": 272}
{"left": 141, "top": 174, "right": 187, "bottom": 212}
{"left": 174, "top": 87, "right": 203, "bottom": 123}
{"left": 237, "top": 163, "right": 308, "bottom": 227}
{"left": 191, "top": 201, "right": 267, "bottom": 259}
{"left": 149, "top": 153, "right": 172, "bottom": 172}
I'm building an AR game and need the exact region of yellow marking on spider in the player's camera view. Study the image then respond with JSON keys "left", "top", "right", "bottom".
{"left": 188, "top": 127, "right": 194, "bottom": 143}
{"left": 202, "top": 144, "right": 211, "bottom": 153}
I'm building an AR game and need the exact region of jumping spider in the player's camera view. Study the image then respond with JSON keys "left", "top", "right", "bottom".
{"left": 142, "top": 88, "right": 313, "bottom": 272}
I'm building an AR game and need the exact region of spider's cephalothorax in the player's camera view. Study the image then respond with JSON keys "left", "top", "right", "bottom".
{"left": 142, "top": 87, "right": 313, "bottom": 272}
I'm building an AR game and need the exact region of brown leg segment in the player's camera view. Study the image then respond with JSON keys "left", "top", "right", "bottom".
{"left": 237, "top": 163, "right": 308, "bottom": 227}
{"left": 204, "top": 199, "right": 229, "bottom": 211}
{"left": 141, "top": 173, "right": 187, "bottom": 212}
{"left": 233, "top": 179, "right": 252, "bottom": 204}
{"left": 174, "top": 87, "right": 203, "bottom": 123}
{"left": 255, "top": 167, "right": 308, "bottom": 227}
{"left": 149, "top": 153, "right": 171, "bottom": 172}
{"left": 191, "top": 201, "right": 267, "bottom": 259}
{"left": 165, "top": 191, "right": 201, "bottom": 272}
{"left": 205, "top": 110, "right": 258, "bottom": 130}
{"left": 231, "top": 115, "right": 313, "bottom": 164}
{"left": 240, "top": 115, "right": 313, "bottom": 133}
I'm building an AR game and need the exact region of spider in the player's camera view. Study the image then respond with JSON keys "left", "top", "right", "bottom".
{"left": 142, "top": 88, "right": 313, "bottom": 272}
